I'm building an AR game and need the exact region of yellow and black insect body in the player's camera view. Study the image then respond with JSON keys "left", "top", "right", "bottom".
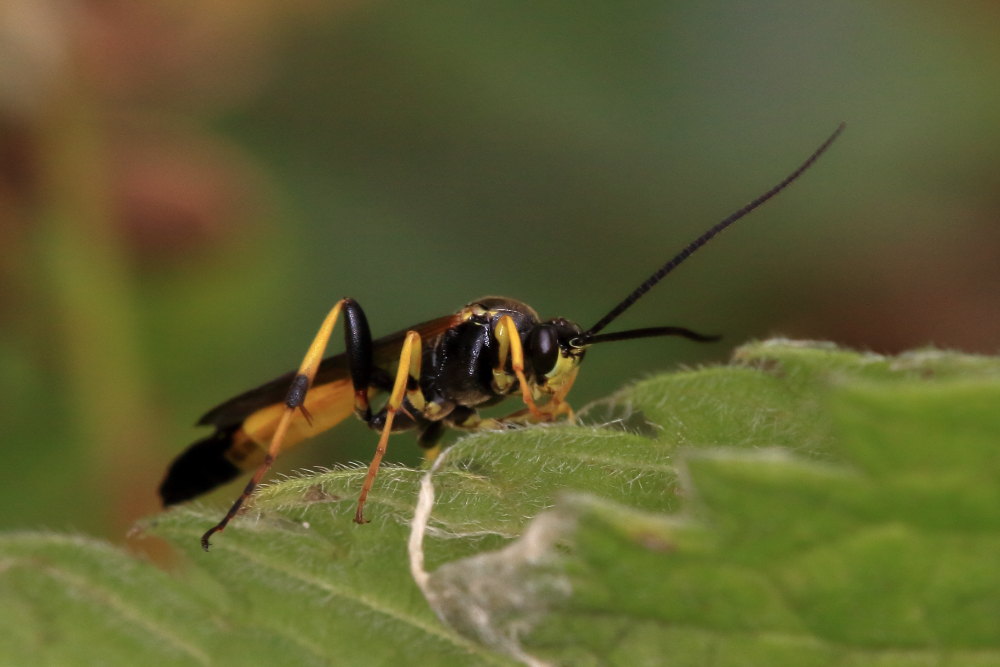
{"left": 160, "top": 123, "right": 845, "bottom": 550}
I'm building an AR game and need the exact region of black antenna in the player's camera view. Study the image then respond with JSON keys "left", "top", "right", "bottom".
{"left": 580, "top": 122, "right": 845, "bottom": 341}
{"left": 584, "top": 326, "right": 719, "bottom": 345}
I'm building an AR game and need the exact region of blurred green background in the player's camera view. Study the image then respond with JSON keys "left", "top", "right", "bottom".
{"left": 2, "top": 1, "right": 998, "bottom": 545}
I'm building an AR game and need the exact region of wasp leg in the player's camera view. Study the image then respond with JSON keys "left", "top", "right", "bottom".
{"left": 200, "top": 297, "right": 374, "bottom": 551}
{"left": 342, "top": 298, "right": 376, "bottom": 420}
{"left": 448, "top": 407, "right": 506, "bottom": 431}
{"left": 543, "top": 365, "right": 579, "bottom": 421}
{"left": 496, "top": 366, "right": 579, "bottom": 425}
{"left": 354, "top": 330, "right": 422, "bottom": 524}
{"left": 416, "top": 421, "right": 447, "bottom": 463}
{"left": 418, "top": 421, "right": 445, "bottom": 449}
{"left": 493, "top": 314, "right": 544, "bottom": 420}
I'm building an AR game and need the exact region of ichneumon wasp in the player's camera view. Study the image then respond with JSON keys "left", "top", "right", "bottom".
{"left": 160, "top": 123, "right": 845, "bottom": 550}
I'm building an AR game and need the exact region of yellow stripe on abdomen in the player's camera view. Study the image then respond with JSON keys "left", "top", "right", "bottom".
{"left": 226, "top": 379, "right": 356, "bottom": 471}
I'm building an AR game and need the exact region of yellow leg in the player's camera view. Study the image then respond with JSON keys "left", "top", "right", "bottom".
{"left": 496, "top": 364, "right": 578, "bottom": 424}
{"left": 491, "top": 317, "right": 514, "bottom": 393}
{"left": 545, "top": 366, "right": 579, "bottom": 421}
{"left": 354, "top": 330, "right": 422, "bottom": 524}
{"left": 201, "top": 300, "right": 347, "bottom": 550}
{"left": 494, "top": 315, "right": 543, "bottom": 420}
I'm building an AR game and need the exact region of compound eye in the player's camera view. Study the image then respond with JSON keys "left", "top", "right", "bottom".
{"left": 528, "top": 326, "right": 559, "bottom": 376}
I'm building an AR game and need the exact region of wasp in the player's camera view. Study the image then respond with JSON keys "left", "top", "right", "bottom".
{"left": 160, "top": 124, "right": 844, "bottom": 550}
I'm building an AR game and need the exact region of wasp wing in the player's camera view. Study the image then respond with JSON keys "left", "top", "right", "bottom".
{"left": 160, "top": 314, "right": 461, "bottom": 505}
{"left": 197, "top": 314, "right": 461, "bottom": 428}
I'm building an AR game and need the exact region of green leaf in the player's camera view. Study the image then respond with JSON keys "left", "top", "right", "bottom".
{"left": 0, "top": 533, "right": 221, "bottom": 666}
{"left": 3, "top": 341, "right": 998, "bottom": 665}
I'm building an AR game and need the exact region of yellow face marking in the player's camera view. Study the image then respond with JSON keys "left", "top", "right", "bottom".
{"left": 542, "top": 350, "right": 583, "bottom": 393}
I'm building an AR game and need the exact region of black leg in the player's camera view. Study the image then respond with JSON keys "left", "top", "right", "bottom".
{"left": 341, "top": 298, "right": 374, "bottom": 421}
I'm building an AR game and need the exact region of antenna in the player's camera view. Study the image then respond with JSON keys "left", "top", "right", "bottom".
{"left": 579, "top": 122, "right": 845, "bottom": 342}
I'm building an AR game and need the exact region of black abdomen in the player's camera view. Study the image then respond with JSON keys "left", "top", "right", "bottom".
{"left": 159, "top": 427, "right": 241, "bottom": 506}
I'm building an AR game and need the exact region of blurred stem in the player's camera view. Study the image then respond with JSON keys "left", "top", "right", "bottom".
{"left": 34, "top": 73, "right": 157, "bottom": 537}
